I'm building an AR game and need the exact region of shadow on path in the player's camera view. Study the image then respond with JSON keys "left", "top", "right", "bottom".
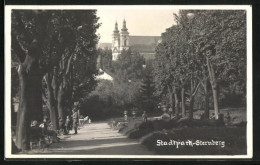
{"left": 39, "top": 122, "right": 154, "bottom": 155}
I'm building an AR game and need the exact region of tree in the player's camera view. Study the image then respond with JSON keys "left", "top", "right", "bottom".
{"left": 154, "top": 10, "right": 246, "bottom": 120}
{"left": 83, "top": 48, "right": 146, "bottom": 115}
{"left": 97, "top": 48, "right": 113, "bottom": 72}
{"left": 42, "top": 11, "right": 99, "bottom": 129}
{"left": 11, "top": 10, "right": 99, "bottom": 150}
{"left": 135, "top": 62, "right": 158, "bottom": 113}
{"left": 112, "top": 49, "right": 146, "bottom": 82}
{"left": 173, "top": 10, "right": 204, "bottom": 119}
{"left": 154, "top": 24, "right": 191, "bottom": 118}
{"left": 187, "top": 10, "right": 246, "bottom": 119}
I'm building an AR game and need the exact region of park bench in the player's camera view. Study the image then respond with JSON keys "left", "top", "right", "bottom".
{"left": 29, "top": 127, "right": 45, "bottom": 150}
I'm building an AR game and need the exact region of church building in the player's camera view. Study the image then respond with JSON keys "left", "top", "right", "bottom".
{"left": 99, "top": 19, "right": 161, "bottom": 61}
{"left": 112, "top": 19, "right": 130, "bottom": 60}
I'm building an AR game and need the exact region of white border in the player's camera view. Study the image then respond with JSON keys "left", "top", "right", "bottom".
{"left": 5, "top": 5, "right": 253, "bottom": 159}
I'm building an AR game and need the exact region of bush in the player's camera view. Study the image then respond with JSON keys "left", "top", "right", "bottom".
{"left": 177, "top": 118, "right": 225, "bottom": 127}
{"left": 138, "top": 121, "right": 154, "bottom": 130}
{"left": 116, "top": 117, "right": 228, "bottom": 142}
{"left": 128, "top": 128, "right": 154, "bottom": 139}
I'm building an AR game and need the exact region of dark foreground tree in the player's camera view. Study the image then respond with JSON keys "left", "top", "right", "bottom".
{"left": 11, "top": 10, "right": 99, "bottom": 151}
{"left": 42, "top": 11, "right": 99, "bottom": 129}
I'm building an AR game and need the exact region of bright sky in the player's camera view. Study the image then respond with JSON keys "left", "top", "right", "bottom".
{"left": 96, "top": 9, "right": 179, "bottom": 43}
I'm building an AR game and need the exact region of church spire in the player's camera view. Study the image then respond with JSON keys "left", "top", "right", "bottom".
{"left": 113, "top": 21, "right": 119, "bottom": 33}
{"left": 121, "top": 19, "right": 128, "bottom": 32}
{"left": 123, "top": 19, "right": 126, "bottom": 28}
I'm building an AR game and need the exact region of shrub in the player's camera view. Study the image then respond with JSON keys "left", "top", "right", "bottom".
{"left": 128, "top": 128, "right": 154, "bottom": 139}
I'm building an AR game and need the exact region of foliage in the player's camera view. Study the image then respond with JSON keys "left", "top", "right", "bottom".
{"left": 153, "top": 10, "right": 247, "bottom": 115}
{"left": 112, "top": 49, "right": 146, "bottom": 82}
{"left": 81, "top": 49, "right": 159, "bottom": 118}
{"left": 135, "top": 62, "right": 159, "bottom": 113}
{"left": 11, "top": 10, "right": 100, "bottom": 150}
{"left": 97, "top": 48, "right": 113, "bottom": 72}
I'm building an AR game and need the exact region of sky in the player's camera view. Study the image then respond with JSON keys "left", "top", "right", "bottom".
{"left": 96, "top": 9, "right": 179, "bottom": 43}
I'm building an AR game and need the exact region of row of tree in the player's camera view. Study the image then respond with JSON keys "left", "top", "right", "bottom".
{"left": 153, "top": 10, "right": 246, "bottom": 120}
{"left": 11, "top": 10, "right": 100, "bottom": 151}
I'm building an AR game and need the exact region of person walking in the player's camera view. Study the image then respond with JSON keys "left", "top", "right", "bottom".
{"left": 72, "top": 109, "right": 79, "bottom": 134}
{"left": 142, "top": 111, "right": 148, "bottom": 122}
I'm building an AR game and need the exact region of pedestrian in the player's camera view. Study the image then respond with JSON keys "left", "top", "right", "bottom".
{"left": 72, "top": 109, "right": 79, "bottom": 134}
{"left": 226, "top": 112, "right": 231, "bottom": 124}
{"left": 142, "top": 111, "right": 148, "bottom": 122}
{"left": 65, "top": 116, "right": 71, "bottom": 134}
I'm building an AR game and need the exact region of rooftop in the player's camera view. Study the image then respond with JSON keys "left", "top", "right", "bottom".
{"left": 98, "top": 43, "right": 112, "bottom": 49}
{"left": 129, "top": 36, "right": 161, "bottom": 46}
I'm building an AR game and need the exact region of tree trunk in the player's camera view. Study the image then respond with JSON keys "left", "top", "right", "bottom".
{"left": 174, "top": 93, "right": 179, "bottom": 118}
{"left": 56, "top": 55, "right": 73, "bottom": 120}
{"left": 169, "top": 91, "right": 174, "bottom": 119}
{"left": 16, "top": 61, "right": 42, "bottom": 151}
{"left": 206, "top": 56, "right": 219, "bottom": 120}
{"left": 181, "top": 88, "right": 186, "bottom": 117}
{"left": 46, "top": 74, "right": 59, "bottom": 130}
{"left": 204, "top": 79, "right": 209, "bottom": 119}
{"left": 69, "top": 65, "right": 74, "bottom": 110}
{"left": 167, "top": 85, "right": 174, "bottom": 111}
{"left": 189, "top": 97, "right": 194, "bottom": 120}
{"left": 212, "top": 87, "right": 219, "bottom": 119}
{"left": 57, "top": 84, "right": 65, "bottom": 120}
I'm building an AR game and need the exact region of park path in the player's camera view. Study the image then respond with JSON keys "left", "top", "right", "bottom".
{"left": 41, "top": 122, "right": 154, "bottom": 155}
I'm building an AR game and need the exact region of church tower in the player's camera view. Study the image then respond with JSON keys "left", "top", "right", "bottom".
{"left": 112, "top": 22, "right": 120, "bottom": 61}
{"left": 120, "top": 19, "right": 130, "bottom": 51}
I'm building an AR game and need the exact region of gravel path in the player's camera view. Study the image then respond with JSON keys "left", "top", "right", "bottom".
{"left": 41, "top": 122, "right": 154, "bottom": 155}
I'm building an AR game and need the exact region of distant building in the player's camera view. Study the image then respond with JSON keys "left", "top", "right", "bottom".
{"left": 98, "top": 43, "right": 112, "bottom": 49}
{"left": 128, "top": 35, "right": 161, "bottom": 60}
{"left": 99, "top": 19, "right": 161, "bottom": 61}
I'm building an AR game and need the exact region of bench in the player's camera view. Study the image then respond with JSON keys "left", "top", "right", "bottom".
{"left": 29, "top": 127, "right": 45, "bottom": 150}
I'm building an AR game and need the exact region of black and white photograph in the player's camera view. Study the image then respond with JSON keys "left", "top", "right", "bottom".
{"left": 4, "top": 5, "right": 252, "bottom": 159}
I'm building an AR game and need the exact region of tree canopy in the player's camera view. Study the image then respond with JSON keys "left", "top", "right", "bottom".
{"left": 153, "top": 10, "right": 246, "bottom": 119}
{"left": 11, "top": 10, "right": 100, "bottom": 150}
